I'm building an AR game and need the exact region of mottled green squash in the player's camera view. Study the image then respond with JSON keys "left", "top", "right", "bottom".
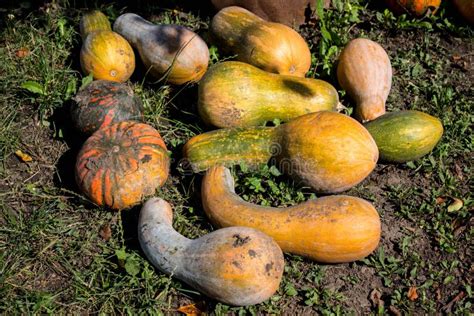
{"left": 198, "top": 61, "right": 339, "bottom": 128}
{"left": 365, "top": 110, "right": 443, "bottom": 163}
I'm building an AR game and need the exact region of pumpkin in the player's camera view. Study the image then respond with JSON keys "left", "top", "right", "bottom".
{"left": 211, "top": 0, "right": 331, "bottom": 26}
{"left": 337, "top": 38, "right": 392, "bottom": 122}
{"left": 139, "top": 197, "right": 284, "bottom": 306}
{"left": 202, "top": 166, "right": 381, "bottom": 263}
{"left": 113, "top": 13, "right": 209, "bottom": 85}
{"left": 211, "top": 6, "right": 311, "bottom": 77}
{"left": 452, "top": 0, "right": 474, "bottom": 24}
{"left": 385, "top": 0, "right": 441, "bottom": 16}
{"left": 79, "top": 10, "right": 112, "bottom": 40}
{"left": 80, "top": 30, "right": 135, "bottom": 82}
{"left": 184, "top": 111, "right": 378, "bottom": 193}
{"left": 71, "top": 80, "right": 144, "bottom": 135}
{"left": 75, "top": 121, "right": 169, "bottom": 210}
{"left": 364, "top": 110, "right": 443, "bottom": 163}
{"left": 198, "top": 61, "right": 339, "bottom": 128}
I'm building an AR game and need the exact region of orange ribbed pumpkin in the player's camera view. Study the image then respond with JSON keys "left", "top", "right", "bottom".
{"left": 75, "top": 121, "right": 169, "bottom": 210}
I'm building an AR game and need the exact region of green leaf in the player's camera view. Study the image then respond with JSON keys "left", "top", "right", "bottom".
{"left": 115, "top": 248, "right": 128, "bottom": 261}
{"left": 125, "top": 256, "right": 140, "bottom": 276}
{"left": 269, "top": 165, "right": 281, "bottom": 177}
{"left": 21, "top": 81, "right": 45, "bottom": 95}
{"left": 443, "top": 275, "right": 454, "bottom": 284}
{"left": 320, "top": 26, "right": 332, "bottom": 42}
{"left": 57, "top": 18, "right": 67, "bottom": 37}
{"left": 80, "top": 73, "right": 93, "bottom": 89}
{"left": 284, "top": 284, "right": 298, "bottom": 296}
{"left": 315, "top": 0, "right": 326, "bottom": 26}
{"left": 65, "top": 79, "right": 77, "bottom": 99}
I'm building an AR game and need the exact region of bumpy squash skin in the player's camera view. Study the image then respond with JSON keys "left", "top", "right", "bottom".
{"left": 139, "top": 198, "right": 284, "bottom": 306}
{"left": 71, "top": 80, "right": 144, "bottom": 135}
{"left": 453, "top": 0, "right": 474, "bottom": 24}
{"left": 184, "top": 112, "right": 379, "bottom": 193}
{"left": 198, "top": 61, "right": 339, "bottom": 128}
{"left": 364, "top": 110, "right": 444, "bottom": 163}
{"left": 211, "top": 6, "right": 311, "bottom": 77}
{"left": 80, "top": 31, "right": 135, "bottom": 83}
{"left": 113, "top": 13, "right": 209, "bottom": 85}
{"left": 75, "top": 122, "right": 170, "bottom": 210}
{"left": 337, "top": 38, "right": 392, "bottom": 122}
{"left": 385, "top": 0, "right": 441, "bottom": 16}
{"left": 202, "top": 166, "right": 381, "bottom": 263}
{"left": 80, "top": 10, "right": 112, "bottom": 40}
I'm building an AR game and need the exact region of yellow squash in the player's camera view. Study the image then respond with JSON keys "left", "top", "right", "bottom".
{"left": 202, "top": 166, "right": 381, "bottom": 263}
{"left": 199, "top": 61, "right": 339, "bottom": 128}
{"left": 80, "top": 30, "right": 135, "bottom": 82}
{"left": 211, "top": 6, "right": 311, "bottom": 76}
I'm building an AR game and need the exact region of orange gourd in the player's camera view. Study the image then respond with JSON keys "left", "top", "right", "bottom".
{"left": 184, "top": 111, "right": 379, "bottom": 194}
{"left": 211, "top": 6, "right": 311, "bottom": 77}
{"left": 385, "top": 0, "right": 442, "bottom": 16}
{"left": 80, "top": 30, "right": 135, "bottom": 83}
{"left": 337, "top": 38, "right": 392, "bottom": 122}
{"left": 202, "top": 166, "right": 381, "bottom": 263}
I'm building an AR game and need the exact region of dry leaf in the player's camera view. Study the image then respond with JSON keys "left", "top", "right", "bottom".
{"left": 15, "top": 150, "right": 33, "bottom": 162}
{"left": 447, "top": 198, "right": 463, "bottom": 212}
{"left": 407, "top": 286, "right": 418, "bottom": 301}
{"left": 452, "top": 55, "right": 462, "bottom": 61}
{"left": 389, "top": 305, "right": 402, "bottom": 316}
{"left": 369, "top": 289, "right": 384, "bottom": 308}
{"left": 177, "top": 304, "right": 202, "bottom": 316}
{"left": 99, "top": 223, "right": 112, "bottom": 241}
{"left": 435, "top": 196, "right": 447, "bottom": 204}
{"left": 454, "top": 162, "right": 463, "bottom": 181}
{"left": 16, "top": 48, "right": 30, "bottom": 58}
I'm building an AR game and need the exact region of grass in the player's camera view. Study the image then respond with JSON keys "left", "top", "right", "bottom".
{"left": 0, "top": 0, "right": 472, "bottom": 314}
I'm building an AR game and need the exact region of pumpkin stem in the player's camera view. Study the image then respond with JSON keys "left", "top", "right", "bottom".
{"left": 336, "top": 102, "right": 347, "bottom": 112}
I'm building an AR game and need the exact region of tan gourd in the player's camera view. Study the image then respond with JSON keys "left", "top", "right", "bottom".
{"left": 337, "top": 38, "right": 392, "bottom": 122}
{"left": 139, "top": 198, "right": 284, "bottom": 306}
{"left": 113, "top": 13, "right": 209, "bottom": 85}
